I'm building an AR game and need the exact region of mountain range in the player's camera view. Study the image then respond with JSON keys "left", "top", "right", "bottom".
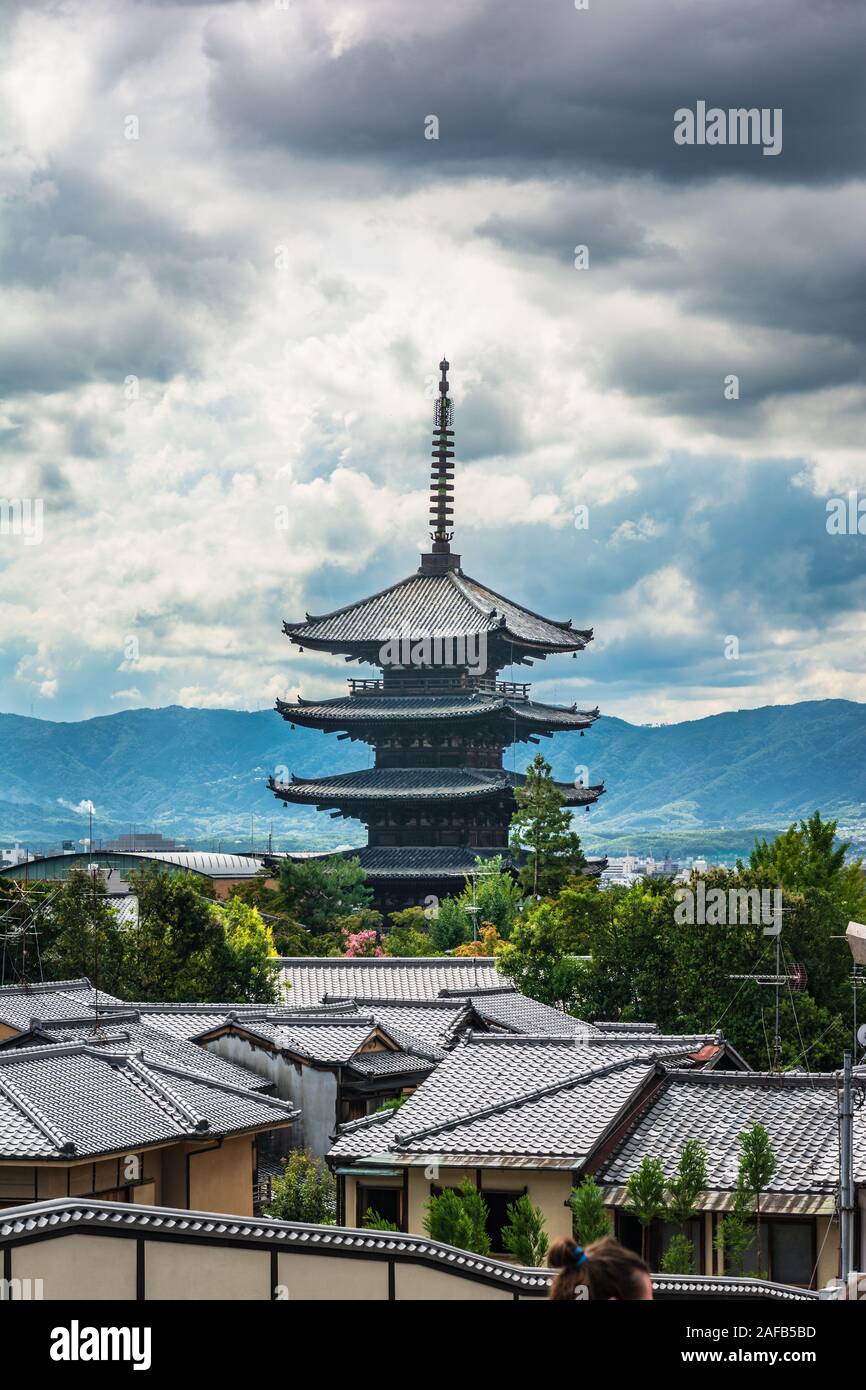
{"left": 1, "top": 699, "right": 864, "bottom": 860}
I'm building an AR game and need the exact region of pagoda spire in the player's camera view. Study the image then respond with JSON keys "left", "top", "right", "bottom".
{"left": 429, "top": 357, "right": 454, "bottom": 553}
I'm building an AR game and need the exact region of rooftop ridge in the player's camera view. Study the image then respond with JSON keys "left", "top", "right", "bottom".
{"left": 141, "top": 1055, "right": 299, "bottom": 1115}
{"left": 121, "top": 1052, "right": 211, "bottom": 1134}
{"left": 660, "top": 1067, "right": 840, "bottom": 1088}
{"left": 394, "top": 1053, "right": 661, "bottom": 1147}
{"left": 0, "top": 976, "right": 93, "bottom": 997}
{"left": 0, "top": 1065, "right": 75, "bottom": 1155}
{"left": 278, "top": 956, "right": 501, "bottom": 968}
{"left": 28, "top": 1009, "right": 142, "bottom": 1030}
{"left": 337, "top": 995, "right": 471, "bottom": 1010}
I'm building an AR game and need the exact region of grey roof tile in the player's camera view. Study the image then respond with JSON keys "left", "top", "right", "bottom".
{"left": 0, "top": 1043, "right": 296, "bottom": 1161}
{"left": 284, "top": 569, "right": 590, "bottom": 653}
{"left": 0, "top": 979, "right": 125, "bottom": 1032}
{"left": 278, "top": 957, "right": 504, "bottom": 1006}
{"left": 598, "top": 1070, "right": 866, "bottom": 1192}
{"left": 272, "top": 766, "right": 602, "bottom": 807}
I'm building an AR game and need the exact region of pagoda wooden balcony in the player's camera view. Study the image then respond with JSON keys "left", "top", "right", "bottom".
{"left": 347, "top": 676, "right": 531, "bottom": 701}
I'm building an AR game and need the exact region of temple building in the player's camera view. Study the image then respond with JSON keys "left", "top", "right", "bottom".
{"left": 269, "top": 359, "right": 603, "bottom": 910}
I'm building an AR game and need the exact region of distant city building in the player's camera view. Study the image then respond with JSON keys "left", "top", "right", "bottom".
{"left": 0, "top": 846, "right": 30, "bottom": 868}
{"left": 104, "top": 832, "right": 179, "bottom": 852}
{"left": 600, "top": 853, "right": 687, "bottom": 889}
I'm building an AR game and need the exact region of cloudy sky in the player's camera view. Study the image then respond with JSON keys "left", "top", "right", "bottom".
{"left": 1, "top": 0, "right": 865, "bottom": 727}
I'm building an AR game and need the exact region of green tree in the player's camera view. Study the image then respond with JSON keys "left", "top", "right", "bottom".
{"left": 667, "top": 1139, "right": 708, "bottom": 1230}
{"left": 264, "top": 1150, "right": 336, "bottom": 1224}
{"left": 362, "top": 1208, "right": 399, "bottom": 1232}
{"left": 230, "top": 877, "right": 317, "bottom": 956}
{"left": 501, "top": 1194, "right": 549, "bottom": 1266}
{"left": 203, "top": 896, "right": 280, "bottom": 1003}
{"left": 737, "top": 1122, "right": 776, "bottom": 1275}
{"left": 624, "top": 1157, "right": 667, "bottom": 1264}
{"left": 496, "top": 901, "right": 583, "bottom": 1008}
{"left": 509, "top": 753, "right": 586, "bottom": 897}
{"left": 383, "top": 906, "right": 437, "bottom": 957}
{"left": 428, "top": 896, "right": 470, "bottom": 952}
{"left": 457, "top": 857, "right": 523, "bottom": 940}
{"left": 748, "top": 811, "right": 866, "bottom": 918}
{"left": 277, "top": 855, "right": 372, "bottom": 937}
{"left": 42, "top": 868, "right": 128, "bottom": 994}
{"left": 660, "top": 1234, "right": 696, "bottom": 1275}
{"left": 573, "top": 865, "right": 851, "bottom": 1070}
{"left": 125, "top": 868, "right": 223, "bottom": 1000}
{"left": 662, "top": 1139, "right": 708, "bottom": 1275}
{"left": 423, "top": 1179, "right": 490, "bottom": 1255}
{"left": 714, "top": 1177, "right": 756, "bottom": 1276}
{"left": 569, "top": 1176, "right": 612, "bottom": 1246}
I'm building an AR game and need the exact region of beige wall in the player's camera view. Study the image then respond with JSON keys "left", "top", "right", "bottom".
{"left": 144, "top": 1240, "right": 270, "bottom": 1300}
{"left": 2, "top": 1135, "right": 255, "bottom": 1217}
{"left": 277, "top": 1251, "right": 389, "bottom": 1301}
{"left": 406, "top": 1165, "right": 573, "bottom": 1246}
{"left": 10, "top": 1233, "right": 137, "bottom": 1301}
{"left": 187, "top": 1135, "right": 255, "bottom": 1216}
{"left": 345, "top": 1165, "right": 573, "bottom": 1249}
{"left": 3, "top": 1229, "right": 526, "bottom": 1300}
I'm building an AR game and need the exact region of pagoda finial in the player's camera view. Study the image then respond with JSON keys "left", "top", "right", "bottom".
{"left": 429, "top": 356, "right": 454, "bottom": 552}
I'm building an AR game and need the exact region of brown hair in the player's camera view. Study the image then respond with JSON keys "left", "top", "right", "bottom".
{"left": 548, "top": 1236, "right": 651, "bottom": 1301}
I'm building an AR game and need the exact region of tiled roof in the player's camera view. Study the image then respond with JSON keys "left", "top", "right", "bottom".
{"left": 466, "top": 991, "right": 600, "bottom": 1038}
{"left": 271, "top": 766, "right": 602, "bottom": 807}
{"left": 329, "top": 1034, "right": 708, "bottom": 1165}
{"left": 1, "top": 1012, "right": 273, "bottom": 1092}
{"left": 327, "top": 845, "right": 519, "bottom": 880}
{"left": 0, "top": 978, "right": 126, "bottom": 1032}
{"left": 284, "top": 569, "right": 590, "bottom": 654}
{"left": 280, "top": 693, "right": 597, "bottom": 731}
{"left": 345, "top": 1050, "right": 435, "bottom": 1079}
{"left": 598, "top": 1069, "right": 866, "bottom": 1195}
{"left": 0, "top": 1043, "right": 297, "bottom": 1160}
{"left": 278, "top": 956, "right": 503, "bottom": 1006}
{"left": 347, "top": 1000, "right": 472, "bottom": 1057}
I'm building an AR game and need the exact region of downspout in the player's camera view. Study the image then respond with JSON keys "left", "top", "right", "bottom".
{"left": 185, "top": 1137, "right": 223, "bottom": 1210}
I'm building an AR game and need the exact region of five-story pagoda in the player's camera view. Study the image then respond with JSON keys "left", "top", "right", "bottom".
{"left": 270, "top": 360, "right": 603, "bottom": 910}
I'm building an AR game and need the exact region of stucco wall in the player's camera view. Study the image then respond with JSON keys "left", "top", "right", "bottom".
{"left": 9, "top": 1233, "right": 137, "bottom": 1301}
{"left": 207, "top": 1034, "right": 337, "bottom": 1156}
{"left": 187, "top": 1135, "right": 255, "bottom": 1217}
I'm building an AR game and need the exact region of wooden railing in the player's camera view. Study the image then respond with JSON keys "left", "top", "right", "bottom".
{"left": 347, "top": 677, "right": 531, "bottom": 701}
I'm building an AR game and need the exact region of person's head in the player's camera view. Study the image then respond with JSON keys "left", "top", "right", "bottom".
{"left": 548, "top": 1235, "right": 653, "bottom": 1301}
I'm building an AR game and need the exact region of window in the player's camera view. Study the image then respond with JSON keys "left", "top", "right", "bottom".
{"left": 483, "top": 1189, "right": 527, "bottom": 1255}
{"left": 769, "top": 1221, "right": 814, "bottom": 1287}
{"left": 658, "top": 1219, "right": 702, "bottom": 1272}
{"left": 357, "top": 1184, "right": 402, "bottom": 1230}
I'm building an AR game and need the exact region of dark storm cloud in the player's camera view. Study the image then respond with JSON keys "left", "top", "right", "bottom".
{"left": 204, "top": 0, "right": 866, "bottom": 184}
{"left": 476, "top": 188, "right": 664, "bottom": 267}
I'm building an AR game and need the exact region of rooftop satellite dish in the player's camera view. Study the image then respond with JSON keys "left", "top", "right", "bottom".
{"left": 857, "top": 1023, "right": 866, "bottom": 1049}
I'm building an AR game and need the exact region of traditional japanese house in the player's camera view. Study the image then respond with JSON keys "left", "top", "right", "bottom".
{"left": 270, "top": 360, "right": 603, "bottom": 909}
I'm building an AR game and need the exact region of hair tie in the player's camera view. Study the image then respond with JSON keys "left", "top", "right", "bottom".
{"left": 573, "top": 1245, "right": 588, "bottom": 1266}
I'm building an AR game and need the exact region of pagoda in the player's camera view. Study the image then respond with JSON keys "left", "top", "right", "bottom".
{"left": 269, "top": 359, "right": 604, "bottom": 910}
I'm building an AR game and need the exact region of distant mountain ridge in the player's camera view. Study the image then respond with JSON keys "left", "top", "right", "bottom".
{"left": 1, "top": 699, "right": 864, "bottom": 854}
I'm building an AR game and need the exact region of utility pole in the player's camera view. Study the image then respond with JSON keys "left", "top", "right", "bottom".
{"left": 840, "top": 1050, "right": 854, "bottom": 1280}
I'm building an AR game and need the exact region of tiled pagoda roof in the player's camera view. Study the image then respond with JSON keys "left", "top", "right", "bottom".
{"left": 268, "top": 766, "right": 604, "bottom": 807}
{"left": 283, "top": 568, "right": 591, "bottom": 658}
{"left": 277, "top": 692, "right": 598, "bottom": 732}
